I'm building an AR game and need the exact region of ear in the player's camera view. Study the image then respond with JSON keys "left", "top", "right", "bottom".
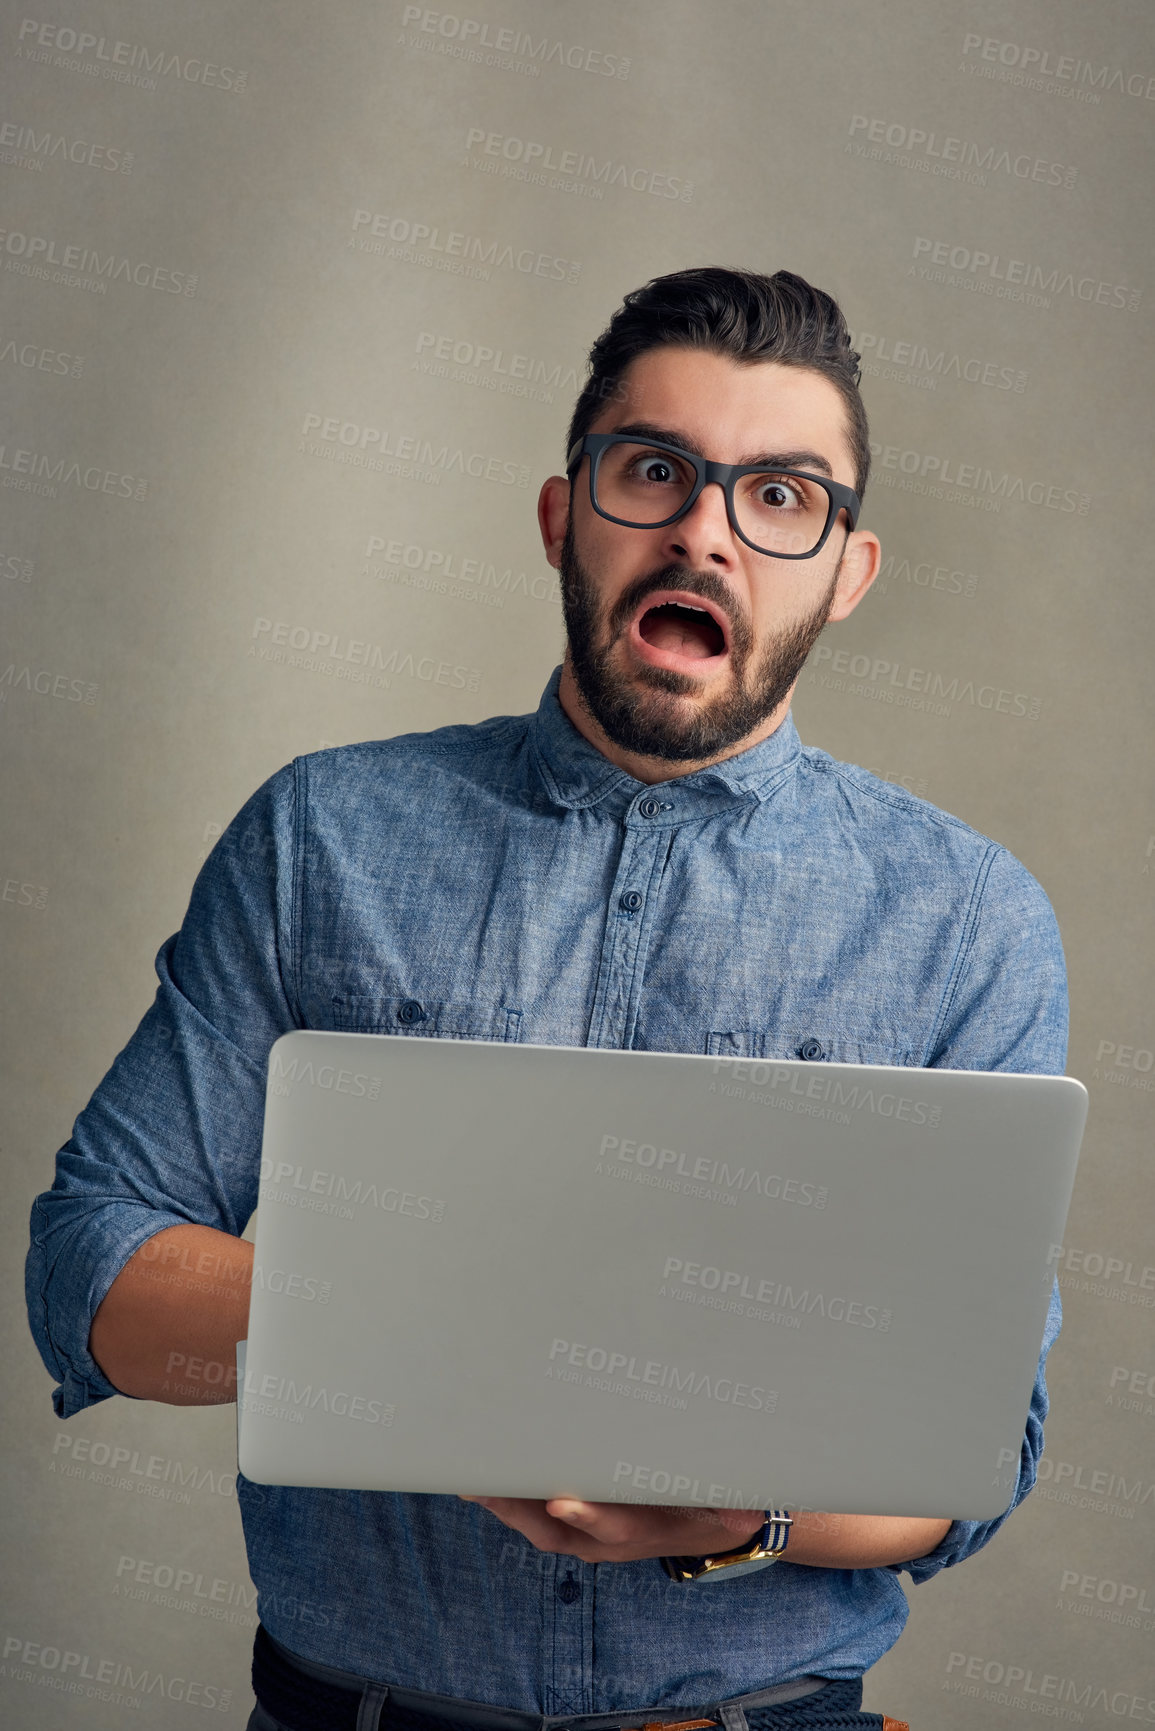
{"left": 538, "top": 474, "right": 571, "bottom": 569}
{"left": 826, "top": 529, "right": 881, "bottom": 624}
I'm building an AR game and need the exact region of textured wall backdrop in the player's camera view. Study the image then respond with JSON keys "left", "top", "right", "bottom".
{"left": 4, "top": 1, "right": 1153, "bottom": 1725}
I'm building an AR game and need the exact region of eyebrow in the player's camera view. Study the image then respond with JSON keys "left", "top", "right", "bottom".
{"left": 607, "top": 421, "right": 836, "bottom": 479}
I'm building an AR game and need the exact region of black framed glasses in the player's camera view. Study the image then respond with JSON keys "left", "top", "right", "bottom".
{"left": 566, "top": 433, "right": 860, "bottom": 560}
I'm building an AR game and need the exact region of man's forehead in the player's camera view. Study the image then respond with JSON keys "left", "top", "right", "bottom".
{"left": 593, "top": 346, "right": 853, "bottom": 474}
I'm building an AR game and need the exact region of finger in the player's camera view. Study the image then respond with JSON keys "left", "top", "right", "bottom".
{"left": 545, "top": 1498, "right": 599, "bottom": 1526}
{"left": 546, "top": 1500, "right": 706, "bottom": 1550}
{"left": 547, "top": 1499, "right": 762, "bottom": 1547}
{"left": 469, "top": 1498, "right": 596, "bottom": 1552}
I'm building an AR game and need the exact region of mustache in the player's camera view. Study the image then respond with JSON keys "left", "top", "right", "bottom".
{"left": 606, "top": 565, "right": 752, "bottom": 652}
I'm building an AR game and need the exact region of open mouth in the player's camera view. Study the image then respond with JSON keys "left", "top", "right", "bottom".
{"left": 632, "top": 592, "right": 730, "bottom": 665}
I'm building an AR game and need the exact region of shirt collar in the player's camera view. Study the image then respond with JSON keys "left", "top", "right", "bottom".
{"left": 528, "top": 664, "right": 802, "bottom": 814}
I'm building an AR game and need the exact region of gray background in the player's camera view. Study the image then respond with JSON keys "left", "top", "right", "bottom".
{"left": 2, "top": 1, "right": 1152, "bottom": 1724}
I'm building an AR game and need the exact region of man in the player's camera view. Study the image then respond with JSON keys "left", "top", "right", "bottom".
{"left": 27, "top": 268, "right": 1066, "bottom": 1731}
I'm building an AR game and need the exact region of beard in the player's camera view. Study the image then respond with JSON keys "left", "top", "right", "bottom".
{"left": 558, "top": 520, "right": 841, "bottom": 764}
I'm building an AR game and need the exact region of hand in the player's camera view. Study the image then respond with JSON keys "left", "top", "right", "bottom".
{"left": 457, "top": 1495, "right": 764, "bottom": 1563}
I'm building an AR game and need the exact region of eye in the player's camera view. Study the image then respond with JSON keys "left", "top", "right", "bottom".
{"left": 630, "top": 454, "right": 679, "bottom": 485}
{"left": 756, "top": 476, "right": 806, "bottom": 510}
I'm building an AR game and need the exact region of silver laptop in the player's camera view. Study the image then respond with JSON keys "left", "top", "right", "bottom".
{"left": 237, "top": 1032, "right": 1086, "bottom": 1520}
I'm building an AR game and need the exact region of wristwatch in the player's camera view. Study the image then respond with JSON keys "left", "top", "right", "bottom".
{"left": 661, "top": 1510, "right": 792, "bottom": 1582}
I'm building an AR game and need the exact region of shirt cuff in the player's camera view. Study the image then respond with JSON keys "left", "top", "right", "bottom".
{"left": 889, "top": 1517, "right": 976, "bottom": 1583}
{"left": 28, "top": 1199, "right": 194, "bottom": 1420}
{"left": 51, "top": 1362, "right": 130, "bottom": 1419}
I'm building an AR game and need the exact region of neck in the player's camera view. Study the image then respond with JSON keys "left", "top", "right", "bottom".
{"left": 556, "top": 654, "right": 793, "bottom": 785}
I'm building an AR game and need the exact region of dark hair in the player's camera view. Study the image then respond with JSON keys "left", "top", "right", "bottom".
{"left": 566, "top": 266, "right": 870, "bottom": 499}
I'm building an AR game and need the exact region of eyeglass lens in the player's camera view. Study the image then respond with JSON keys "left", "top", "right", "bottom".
{"left": 594, "top": 441, "right": 831, "bottom": 557}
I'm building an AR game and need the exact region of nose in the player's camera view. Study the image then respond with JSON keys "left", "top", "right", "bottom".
{"left": 659, "top": 480, "right": 737, "bottom": 569}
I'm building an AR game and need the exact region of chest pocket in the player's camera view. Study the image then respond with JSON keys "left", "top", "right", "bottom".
{"left": 707, "top": 1028, "right": 920, "bottom": 1067}
{"left": 329, "top": 994, "right": 522, "bottom": 1043}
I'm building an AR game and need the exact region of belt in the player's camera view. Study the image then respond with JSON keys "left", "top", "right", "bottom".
{"left": 252, "top": 1626, "right": 901, "bottom": 1731}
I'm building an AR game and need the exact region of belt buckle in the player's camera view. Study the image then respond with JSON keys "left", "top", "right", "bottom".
{"left": 634, "top": 1720, "right": 717, "bottom": 1731}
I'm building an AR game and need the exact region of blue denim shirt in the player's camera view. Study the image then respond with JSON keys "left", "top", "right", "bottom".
{"left": 27, "top": 665, "right": 1067, "bottom": 1711}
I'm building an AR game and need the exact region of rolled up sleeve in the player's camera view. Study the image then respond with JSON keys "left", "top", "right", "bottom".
{"left": 25, "top": 762, "right": 301, "bottom": 1418}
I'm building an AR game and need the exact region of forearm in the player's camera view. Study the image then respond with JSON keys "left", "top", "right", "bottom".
{"left": 473, "top": 1495, "right": 954, "bottom": 1568}
{"left": 88, "top": 1223, "right": 253, "bottom": 1405}
{"left": 777, "top": 1509, "right": 951, "bottom": 1568}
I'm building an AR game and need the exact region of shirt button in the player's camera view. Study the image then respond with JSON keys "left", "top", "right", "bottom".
{"left": 556, "top": 1571, "right": 581, "bottom": 1604}
{"left": 619, "top": 890, "right": 643, "bottom": 912}
{"left": 397, "top": 999, "right": 426, "bottom": 1025}
{"left": 638, "top": 796, "right": 662, "bottom": 818}
{"left": 799, "top": 1038, "right": 825, "bottom": 1061}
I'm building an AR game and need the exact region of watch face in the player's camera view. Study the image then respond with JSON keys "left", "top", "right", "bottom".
{"left": 696, "top": 1553, "right": 782, "bottom": 1581}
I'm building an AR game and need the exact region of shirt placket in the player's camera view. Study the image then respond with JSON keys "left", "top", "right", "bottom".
{"left": 540, "top": 790, "right": 676, "bottom": 1712}
{"left": 544, "top": 1552, "right": 595, "bottom": 1715}
{"left": 585, "top": 792, "right": 676, "bottom": 1051}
